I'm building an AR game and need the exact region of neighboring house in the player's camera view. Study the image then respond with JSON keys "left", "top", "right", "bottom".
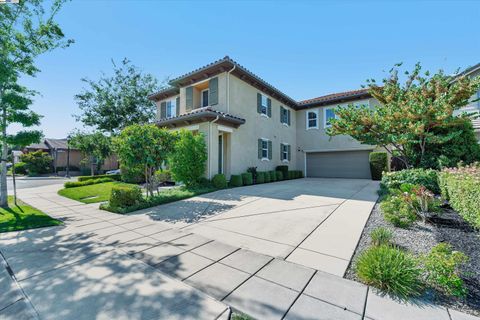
{"left": 25, "top": 138, "right": 118, "bottom": 173}
{"left": 148, "top": 57, "right": 478, "bottom": 179}
{"left": 452, "top": 63, "right": 480, "bottom": 142}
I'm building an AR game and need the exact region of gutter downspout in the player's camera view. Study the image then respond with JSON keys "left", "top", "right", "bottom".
{"left": 226, "top": 65, "right": 236, "bottom": 114}
{"left": 208, "top": 115, "right": 220, "bottom": 179}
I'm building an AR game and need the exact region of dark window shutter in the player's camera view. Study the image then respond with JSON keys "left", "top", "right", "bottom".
{"left": 186, "top": 86, "right": 193, "bottom": 111}
{"left": 280, "top": 143, "right": 283, "bottom": 160}
{"left": 176, "top": 97, "right": 180, "bottom": 116}
{"left": 267, "top": 98, "right": 272, "bottom": 117}
{"left": 257, "top": 93, "right": 262, "bottom": 113}
{"left": 209, "top": 77, "right": 218, "bottom": 105}
{"left": 287, "top": 145, "right": 291, "bottom": 161}
{"left": 280, "top": 106, "right": 284, "bottom": 123}
{"left": 160, "top": 102, "right": 167, "bottom": 118}
{"left": 268, "top": 140, "right": 272, "bottom": 160}
{"left": 258, "top": 139, "right": 262, "bottom": 159}
{"left": 287, "top": 109, "right": 291, "bottom": 125}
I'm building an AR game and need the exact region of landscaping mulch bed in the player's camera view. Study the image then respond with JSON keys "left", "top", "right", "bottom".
{"left": 345, "top": 203, "right": 480, "bottom": 317}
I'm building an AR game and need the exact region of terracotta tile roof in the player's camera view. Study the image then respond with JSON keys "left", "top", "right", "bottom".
{"left": 156, "top": 107, "right": 246, "bottom": 127}
{"left": 298, "top": 88, "right": 371, "bottom": 106}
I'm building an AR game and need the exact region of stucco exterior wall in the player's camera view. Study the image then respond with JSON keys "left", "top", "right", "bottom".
{"left": 295, "top": 98, "right": 378, "bottom": 168}
{"left": 226, "top": 75, "right": 297, "bottom": 175}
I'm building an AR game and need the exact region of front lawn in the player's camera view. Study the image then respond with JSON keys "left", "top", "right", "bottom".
{"left": 100, "top": 185, "right": 217, "bottom": 214}
{"left": 58, "top": 181, "right": 137, "bottom": 204}
{"left": 0, "top": 196, "right": 62, "bottom": 233}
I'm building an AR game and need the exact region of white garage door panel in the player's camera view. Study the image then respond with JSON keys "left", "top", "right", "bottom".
{"left": 306, "top": 150, "right": 371, "bottom": 179}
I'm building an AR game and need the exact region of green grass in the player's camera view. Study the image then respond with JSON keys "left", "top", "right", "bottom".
{"left": 0, "top": 196, "right": 62, "bottom": 233}
{"left": 58, "top": 181, "right": 137, "bottom": 204}
{"left": 101, "top": 185, "right": 218, "bottom": 214}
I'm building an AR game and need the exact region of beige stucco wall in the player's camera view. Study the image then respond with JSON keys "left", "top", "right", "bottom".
{"left": 295, "top": 98, "right": 378, "bottom": 168}
{"left": 225, "top": 75, "right": 297, "bottom": 176}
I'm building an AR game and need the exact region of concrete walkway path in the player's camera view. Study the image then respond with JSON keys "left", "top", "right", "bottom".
{"left": 1, "top": 183, "right": 478, "bottom": 320}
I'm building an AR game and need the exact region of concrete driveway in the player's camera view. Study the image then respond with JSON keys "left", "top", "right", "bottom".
{"left": 136, "top": 178, "right": 379, "bottom": 276}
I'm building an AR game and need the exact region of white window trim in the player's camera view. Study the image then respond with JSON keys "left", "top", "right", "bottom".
{"left": 260, "top": 138, "right": 270, "bottom": 161}
{"left": 166, "top": 99, "right": 177, "bottom": 118}
{"left": 306, "top": 109, "right": 319, "bottom": 130}
{"left": 260, "top": 94, "right": 269, "bottom": 118}
{"left": 201, "top": 89, "right": 209, "bottom": 107}
{"left": 323, "top": 107, "right": 337, "bottom": 128}
{"left": 281, "top": 143, "right": 289, "bottom": 163}
{"left": 281, "top": 107, "right": 289, "bottom": 126}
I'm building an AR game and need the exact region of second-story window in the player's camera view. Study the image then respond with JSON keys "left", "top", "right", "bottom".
{"left": 201, "top": 89, "right": 209, "bottom": 107}
{"left": 324, "top": 108, "right": 337, "bottom": 127}
{"left": 261, "top": 95, "right": 268, "bottom": 115}
{"left": 166, "top": 100, "right": 176, "bottom": 118}
{"left": 281, "top": 106, "right": 291, "bottom": 125}
{"left": 306, "top": 110, "right": 318, "bottom": 129}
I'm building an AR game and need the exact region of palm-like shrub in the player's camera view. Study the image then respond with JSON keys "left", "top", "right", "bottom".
{"left": 370, "top": 227, "right": 393, "bottom": 246}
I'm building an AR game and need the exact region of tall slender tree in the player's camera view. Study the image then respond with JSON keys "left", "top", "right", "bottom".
{"left": 0, "top": 0, "right": 72, "bottom": 207}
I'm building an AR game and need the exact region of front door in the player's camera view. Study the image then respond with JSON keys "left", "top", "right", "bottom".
{"left": 218, "top": 134, "right": 223, "bottom": 174}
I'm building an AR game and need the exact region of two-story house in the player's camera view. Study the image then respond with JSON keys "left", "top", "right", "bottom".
{"left": 148, "top": 57, "right": 479, "bottom": 180}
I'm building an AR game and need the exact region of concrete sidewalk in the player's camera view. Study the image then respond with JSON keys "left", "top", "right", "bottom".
{"left": 1, "top": 183, "right": 478, "bottom": 320}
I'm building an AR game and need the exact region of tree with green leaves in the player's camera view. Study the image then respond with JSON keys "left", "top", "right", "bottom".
{"left": 75, "top": 59, "right": 163, "bottom": 134}
{"left": 168, "top": 130, "right": 207, "bottom": 188}
{"left": 328, "top": 63, "right": 480, "bottom": 168}
{"left": 0, "top": 0, "right": 72, "bottom": 207}
{"left": 113, "top": 124, "right": 176, "bottom": 197}
{"left": 69, "top": 131, "right": 112, "bottom": 176}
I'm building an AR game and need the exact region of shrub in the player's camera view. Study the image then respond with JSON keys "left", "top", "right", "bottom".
{"left": 370, "top": 152, "right": 388, "bottom": 180}
{"left": 169, "top": 130, "right": 207, "bottom": 187}
{"left": 438, "top": 163, "right": 480, "bottom": 228}
{"left": 212, "top": 174, "right": 227, "bottom": 189}
{"left": 287, "top": 170, "right": 295, "bottom": 180}
{"left": 380, "top": 195, "right": 417, "bottom": 228}
{"left": 269, "top": 171, "right": 277, "bottom": 182}
{"left": 154, "top": 170, "right": 172, "bottom": 184}
{"left": 356, "top": 245, "right": 423, "bottom": 299}
{"left": 256, "top": 171, "right": 265, "bottom": 184}
{"left": 20, "top": 150, "right": 52, "bottom": 175}
{"left": 64, "top": 177, "right": 113, "bottom": 188}
{"left": 247, "top": 167, "right": 257, "bottom": 183}
{"left": 109, "top": 185, "right": 143, "bottom": 209}
{"left": 264, "top": 171, "right": 271, "bottom": 183}
{"left": 423, "top": 243, "right": 468, "bottom": 297}
{"left": 370, "top": 227, "right": 393, "bottom": 246}
{"left": 241, "top": 172, "right": 253, "bottom": 185}
{"left": 381, "top": 169, "right": 439, "bottom": 195}
{"left": 78, "top": 174, "right": 121, "bottom": 182}
{"left": 229, "top": 175, "right": 243, "bottom": 187}
{"left": 120, "top": 165, "right": 145, "bottom": 183}
{"left": 276, "top": 171, "right": 284, "bottom": 181}
{"left": 276, "top": 165, "right": 288, "bottom": 179}
{"left": 13, "top": 162, "right": 27, "bottom": 175}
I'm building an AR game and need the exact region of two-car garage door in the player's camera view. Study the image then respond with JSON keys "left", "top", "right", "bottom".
{"left": 306, "top": 150, "right": 372, "bottom": 179}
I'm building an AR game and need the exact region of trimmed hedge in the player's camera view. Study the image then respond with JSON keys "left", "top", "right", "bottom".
{"left": 256, "top": 171, "right": 265, "bottom": 184}
{"left": 276, "top": 171, "right": 284, "bottom": 181}
{"left": 369, "top": 152, "right": 388, "bottom": 181}
{"left": 269, "top": 171, "right": 277, "bottom": 182}
{"left": 438, "top": 164, "right": 480, "bottom": 229}
{"left": 109, "top": 185, "right": 143, "bottom": 209}
{"left": 13, "top": 162, "right": 27, "bottom": 175}
{"left": 212, "top": 174, "right": 227, "bottom": 189}
{"left": 264, "top": 171, "right": 271, "bottom": 183}
{"left": 241, "top": 172, "right": 253, "bottom": 185}
{"left": 229, "top": 175, "right": 243, "bottom": 187}
{"left": 276, "top": 165, "right": 288, "bottom": 179}
{"left": 381, "top": 169, "right": 439, "bottom": 194}
{"left": 78, "top": 174, "right": 121, "bottom": 182}
{"left": 64, "top": 177, "right": 114, "bottom": 188}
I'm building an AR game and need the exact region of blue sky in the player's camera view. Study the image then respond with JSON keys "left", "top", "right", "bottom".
{"left": 17, "top": 0, "right": 480, "bottom": 138}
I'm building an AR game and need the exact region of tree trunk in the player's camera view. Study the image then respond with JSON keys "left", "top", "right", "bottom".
{"left": 0, "top": 105, "right": 8, "bottom": 207}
